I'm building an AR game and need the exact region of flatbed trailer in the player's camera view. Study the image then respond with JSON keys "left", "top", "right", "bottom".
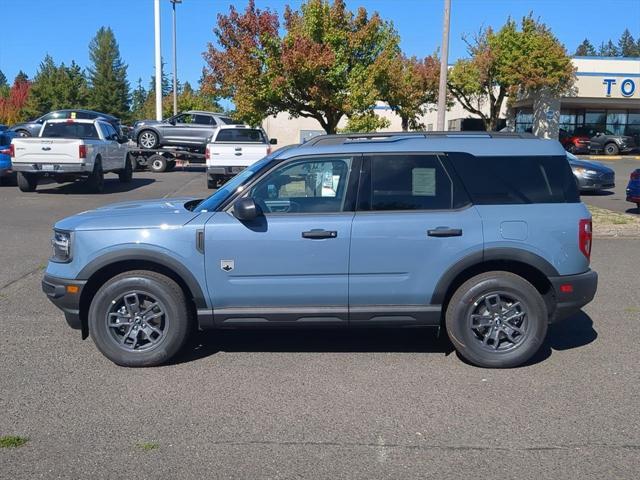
{"left": 126, "top": 147, "right": 206, "bottom": 173}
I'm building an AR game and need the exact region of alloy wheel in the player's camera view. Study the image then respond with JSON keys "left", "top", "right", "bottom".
{"left": 468, "top": 292, "right": 528, "bottom": 352}
{"left": 139, "top": 132, "right": 157, "bottom": 149}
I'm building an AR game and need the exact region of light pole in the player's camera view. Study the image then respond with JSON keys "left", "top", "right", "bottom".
{"left": 154, "top": 0, "right": 162, "bottom": 121}
{"left": 170, "top": 0, "right": 182, "bottom": 116}
{"left": 436, "top": 0, "right": 451, "bottom": 131}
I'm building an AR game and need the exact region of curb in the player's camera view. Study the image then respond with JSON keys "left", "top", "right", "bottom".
{"left": 577, "top": 155, "right": 640, "bottom": 162}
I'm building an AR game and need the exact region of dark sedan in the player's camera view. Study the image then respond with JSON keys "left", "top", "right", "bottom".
{"left": 567, "top": 152, "right": 615, "bottom": 192}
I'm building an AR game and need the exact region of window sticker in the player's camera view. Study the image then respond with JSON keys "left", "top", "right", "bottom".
{"left": 70, "top": 111, "right": 76, "bottom": 119}
{"left": 412, "top": 168, "right": 436, "bottom": 196}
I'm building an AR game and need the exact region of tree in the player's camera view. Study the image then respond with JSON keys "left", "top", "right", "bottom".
{"left": 149, "top": 58, "right": 171, "bottom": 97}
{"left": 130, "top": 78, "right": 147, "bottom": 118}
{"left": 202, "top": 0, "right": 400, "bottom": 133}
{"left": 447, "top": 15, "right": 575, "bottom": 131}
{"left": 575, "top": 38, "right": 596, "bottom": 56}
{"left": 598, "top": 40, "right": 619, "bottom": 57}
{"left": 340, "top": 111, "right": 390, "bottom": 133}
{"left": 0, "top": 77, "right": 31, "bottom": 125}
{"left": 618, "top": 29, "right": 638, "bottom": 57}
{"left": 14, "top": 71, "right": 29, "bottom": 84}
{"left": 87, "top": 27, "right": 130, "bottom": 118}
{"left": 23, "top": 55, "right": 89, "bottom": 118}
{"left": 0, "top": 70, "right": 8, "bottom": 98}
{"left": 379, "top": 54, "right": 439, "bottom": 130}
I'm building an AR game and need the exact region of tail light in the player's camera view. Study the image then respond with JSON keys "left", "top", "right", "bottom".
{"left": 205, "top": 146, "right": 210, "bottom": 160}
{"left": 267, "top": 145, "right": 272, "bottom": 155}
{"left": 631, "top": 170, "right": 640, "bottom": 180}
{"left": 579, "top": 219, "right": 592, "bottom": 260}
{"left": 9, "top": 144, "right": 15, "bottom": 157}
{"left": 79, "top": 145, "right": 87, "bottom": 159}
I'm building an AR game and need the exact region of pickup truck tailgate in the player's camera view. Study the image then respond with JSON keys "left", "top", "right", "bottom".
{"left": 13, "top": 138, "right": 84, "bottom": 164}
{"left": 207, "top": 143, "right": 268, "bottom": 168}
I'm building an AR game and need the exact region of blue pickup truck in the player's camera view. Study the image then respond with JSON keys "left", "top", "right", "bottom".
{"left": 42, "top": 132, "right": 598, "bottom": 368}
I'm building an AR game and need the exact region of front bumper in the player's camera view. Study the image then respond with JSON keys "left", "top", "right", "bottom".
{"left": 549, "top": 270, "right": 598, "bottom": 323}
{"left": 42, "top": 274, "right": 86, "bottom": 330}
{"left": 12, "top": 163, "right": 90, "bottom": 174}
{"left": 207, "top": 166, "right": 246, "bottom": 176}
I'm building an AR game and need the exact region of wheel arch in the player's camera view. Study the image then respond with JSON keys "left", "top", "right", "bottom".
{"left": 432, "top": 248, "right": 558, "bottom": 323}
{"left": 77, "top": 251, "right": 207, "bottom": 338}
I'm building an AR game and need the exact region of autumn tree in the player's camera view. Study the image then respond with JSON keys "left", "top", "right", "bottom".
{"left": 575, "top": 38, "right": 596, "bottom": 56}
{"left": 203, "top": 0, "right": 400, "bottom": 134}
{"left": 378, "top": 54, "right": 439, "bottom": 130}
{"left": 448, "top": 15, "right": 575, "bottom": 131}
{"left": 0, "top": 76, "right": 31, "bottom": 125}
{"left": 87, "top": 27, "right": 130, "bottom": 118}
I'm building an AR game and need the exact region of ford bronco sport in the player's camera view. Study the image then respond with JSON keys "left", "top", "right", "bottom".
{"left": 42, "top": 132, "right": 598, "bottom": 368}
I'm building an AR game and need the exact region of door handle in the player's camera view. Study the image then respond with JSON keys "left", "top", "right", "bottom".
{"left": 427, "top": 227, "right": 463, "bottom": 237}
{"left": 302, "top": 229, "right": 338, "bottom": 239}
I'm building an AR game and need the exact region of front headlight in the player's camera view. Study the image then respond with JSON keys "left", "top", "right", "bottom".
{"left": 572, "top": 167, "right": 598, "bottom": 176}
{"left": 51, "top": 230, "right": 72, "bottom": 263}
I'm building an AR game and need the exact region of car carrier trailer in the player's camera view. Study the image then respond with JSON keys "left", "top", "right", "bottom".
{"left": 127, "top": 147, "right": 206, "bottom": 173}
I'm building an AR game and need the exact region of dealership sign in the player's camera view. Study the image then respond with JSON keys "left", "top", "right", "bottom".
{"left": 603, "top": 78, "right": 638, "bottom": 97}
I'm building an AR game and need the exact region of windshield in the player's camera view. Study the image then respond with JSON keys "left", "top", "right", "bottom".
{"left": 195, "top": 156, "right": 274, "bottom": 212}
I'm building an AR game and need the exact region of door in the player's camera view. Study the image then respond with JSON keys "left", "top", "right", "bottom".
{"left": 348, "top": 153, "right": 483, "bottom": 325}
{"left": 204, "top": 155, "right": 359, "bottom": 327}
{"left": 163, "top": 113, "right": 199, "bottom": 145}
{"left": 99, "top": 122, "right": 120, "bottom": 170}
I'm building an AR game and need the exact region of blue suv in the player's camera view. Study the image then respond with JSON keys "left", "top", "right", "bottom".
{"left": 42, "top": 132, "right": 598, "bottom": 368}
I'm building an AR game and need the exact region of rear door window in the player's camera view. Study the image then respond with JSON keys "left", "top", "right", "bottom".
{"left": 448, "top": 153, "right": 579, "bottom": 204}
{"left": 193, "top": 114, "right": 216, "bottom": 126}
{"left": 215, "top": 129, "right": 266, "bottom": 143}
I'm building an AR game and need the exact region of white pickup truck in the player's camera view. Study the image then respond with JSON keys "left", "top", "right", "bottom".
{"left": 205, "top": 125, "right": 277, "bottom": 189}
{"left": 11, "top": 118, "right": 132, "bottom": 192}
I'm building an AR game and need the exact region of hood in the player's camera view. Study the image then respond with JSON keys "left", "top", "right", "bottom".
{"left": 134, "top": 119, "right": 164, "bottom": 128}
{"left": 54, "top": 197, "right": 201, "bottom": 231}
{"left": 569, "top": 158, "right": 613, "bottom": 173}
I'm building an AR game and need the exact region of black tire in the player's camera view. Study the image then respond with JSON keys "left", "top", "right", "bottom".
{"left": 207, "top": 174, "right": 218, "bottom": 189}
{"left": 118, "top": 156, "right": 133, "bottom": 183}
{"left": 17, "top": 172, "right": 38, "bottom": 192}
{"left": 138, "top": 130, "right": 159, "bottom": 149}
{"left": 567, "top": 144, "right": 577, "bottom": 154}
{"left": 166, "top": 160, "right": 176, "bottom": 172}
{"left": 445, "top": 271, "right": 548, "bottom": 368}
{"left": 604, "top": 142, "right": 619, "bottom": 156}
{"left": 15, "top": 129, "right": 30, "bottom": 138}
{"left": 88, "top": 270, "right": 191, "bottom": 367}
{"left": 85, "top": 158, "right": 104, "bottom": 193}
{"left": 148, "top": 154, "right": 168, "bottom": 173}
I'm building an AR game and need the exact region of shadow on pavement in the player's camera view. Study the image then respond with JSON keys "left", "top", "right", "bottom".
{"left": 580, "top": 190, "right": 615, "bottom": 197}
{"left": 175, "top": 311, "right": 597, "bottom": 368}
{"left": 172, "top": 327, "right": 454, "bottom": 365}
{"left": 625, "top": 206, "right": 640, "bottom": 215}
{"left": 34, "top": 177, "right": 155, "bottom": 195}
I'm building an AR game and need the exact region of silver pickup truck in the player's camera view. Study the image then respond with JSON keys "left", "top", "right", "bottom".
{"left": 11, "top": 118, "right": 132, "bottom": 192}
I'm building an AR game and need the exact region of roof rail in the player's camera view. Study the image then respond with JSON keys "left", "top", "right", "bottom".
{"left": 304, "top": 131, "right": 537, "bottom": 146}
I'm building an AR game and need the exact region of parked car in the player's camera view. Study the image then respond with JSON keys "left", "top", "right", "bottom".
{"left": 11, "top": 118, "right": 132, "bottom": 192}
{"left": 10, "top": 109, "right": 121, "bottom": 138}
{"left": 626, "top": 169, "right": 640, "bottom": 212}
{"left": 132, "top": 111, "right": 236, "bottom": 151}
{"left": 205, "top": 124, "right": 277, "bottom": 188}
{"left": 579, "top": 127, "right": 637, "bottom": 156}
{"left": 0, "top": 130, "right": 17, "bottom": 185}
{"left": 559, "top": 128, "right": 590, "bottom": 154}
{"left": 566, "top": 152, "right": 615, "bottom": 192}
{"left": 42, "top": 132, "right": 597, "bottom": 368}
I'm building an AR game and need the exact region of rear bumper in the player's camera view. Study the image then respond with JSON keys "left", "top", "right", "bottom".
{"left": 549, "top": 270, "right": 598, "bottom": 323}
{"left": 207, "top": 166, "right": 246, "bottom": 176}
{"left": 42, "top": 274, "right": 86, "bottom": 330}
{"left": 12, "top": 163, "right": 90, "bottom": 174}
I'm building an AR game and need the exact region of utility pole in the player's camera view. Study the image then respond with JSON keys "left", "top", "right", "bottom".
{"left": 154, "top": 0, "right": 163, "bottom": 121}
{"left": 171, "top": 0, "right": 182, "bottom": 116}
{"left": 436, "top": 0, "right": 451, "bottom": 131}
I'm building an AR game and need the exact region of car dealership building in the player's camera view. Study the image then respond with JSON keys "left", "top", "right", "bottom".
{"left": 262, "top": 57, "right": 640, "bottom": 146}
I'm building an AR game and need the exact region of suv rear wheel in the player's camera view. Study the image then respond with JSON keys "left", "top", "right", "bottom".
{"left": 445, "top": 271, "right": 547, "bottom": 368}
{"left": 88, "top": 270, "right": 191, "bottom": 367}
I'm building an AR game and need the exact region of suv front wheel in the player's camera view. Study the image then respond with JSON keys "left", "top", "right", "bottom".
{"left": 445, "top": 271, "right": 547, "bottom": 368}
{"left": 88, "top": 270, "right": 191, "bottom": 367}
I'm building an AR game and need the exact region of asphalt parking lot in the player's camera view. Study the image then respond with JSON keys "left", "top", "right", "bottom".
{"left": 1, "top": 168, "right": 639, "bottom": 479}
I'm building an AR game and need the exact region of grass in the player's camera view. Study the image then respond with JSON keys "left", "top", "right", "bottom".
{"left": 624, "top": 307, "right": 640, "bottom": 313}
{"left": 136, "top": 441, "right": 159, "bottom": 452}
{"left": 0, "top": 435, "right": 28, "bottom": 448}
{"left": 588, "top": 205, "right": 637, "bottom": 226}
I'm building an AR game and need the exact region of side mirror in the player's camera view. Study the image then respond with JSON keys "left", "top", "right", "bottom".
{"left": 269, "top": 138, "right": 278, "bottom": 145}
{"left": 233, "top": 197, "right": 262, "bottom": 221}
{"left": 118, "top": 136, "right": 128, "bottom": 144}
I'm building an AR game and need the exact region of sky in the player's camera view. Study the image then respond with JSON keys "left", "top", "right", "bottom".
{"left": 0, "top": 0, "right": 639, "bottom": 91}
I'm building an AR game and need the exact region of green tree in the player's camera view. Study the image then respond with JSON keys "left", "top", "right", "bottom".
{"left": 203, "top": 0, "right": 400, "bottom": 133}
{"left": 339, "top": 111, "right": 390, "bottom": 133}
{"left": 87, "top": 27, "right": 130, "bottom": 118}
{"left": 14, "top": 71, "right": 29, "bottom": 83}
{"left": 0, "top": 70, "right": 8, "bottom": 98}
{"left": 149, "top": 58, "right": 171, "bottom": 97}
{"left": 618, "top": 29, "right": 638, "bottom": 57}
{"left": 598, "top": 40, "right": 619, "bottom": 56}
{"left": 448, "top": 15, "right": 576, "bottom": 131}
{"left": 130, "top": 78, "right": 147, "bottom": 119}
{"left": 574, "top": 38, "right": 596, "bottom": 56}
{"left": 23, "top": 56, "right": 89, "bottom": 118}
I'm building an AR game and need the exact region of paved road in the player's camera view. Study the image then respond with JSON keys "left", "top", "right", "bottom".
{"left": 1, "top": 169, "right": 639, "bottom": 479}
{"left": 577, "top": 157, "right": 640, "bottom": 215}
